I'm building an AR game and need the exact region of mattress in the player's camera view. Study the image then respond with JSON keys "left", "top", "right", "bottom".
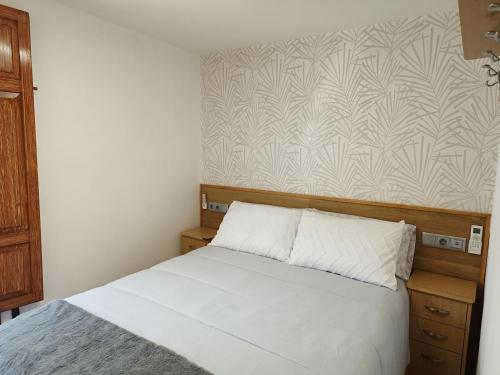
{"left": 68, "top": 246, "right": 410, "bottom": 375}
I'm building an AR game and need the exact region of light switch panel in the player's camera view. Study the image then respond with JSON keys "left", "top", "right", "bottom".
{"left": 422, "top": 232, "right": 466, "bottom": 252}
{"left": 208, "top": 202, "right": 229, "bottom": 213}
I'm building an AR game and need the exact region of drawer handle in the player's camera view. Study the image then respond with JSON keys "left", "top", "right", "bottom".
{"left": 424, "top": 305, "right": 450, "bottom": 316}
{"left": 421, "top": 353, "right": 445, "bottom": 365}
{"left": 422, "top": 329, "right": 448, "bottom": 341}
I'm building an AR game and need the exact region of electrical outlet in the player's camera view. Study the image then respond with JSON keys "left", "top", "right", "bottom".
{"left": 422, "top": 232, "right": 466, "bottom": 252}
{"left": 208, "top": 202, "right": 229, "bottom": 213}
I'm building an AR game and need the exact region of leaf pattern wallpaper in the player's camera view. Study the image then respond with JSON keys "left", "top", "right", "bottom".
{"left": 201, "top": 10, "right": 500, "bottom": 213}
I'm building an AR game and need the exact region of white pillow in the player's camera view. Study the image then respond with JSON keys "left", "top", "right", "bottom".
{"left": 307, "top": 209, "right": 416, "bottom": 280}
{"left": 289, "top": 210, "right": 405, "bottom": 290}
{"left": 209, "top": 201, "right": 303, "bottom": 261}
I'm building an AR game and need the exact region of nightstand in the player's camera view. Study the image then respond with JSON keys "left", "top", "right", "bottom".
{"left": 181, "top": 227, "right": 217, "bottom": 254}
{"left": 407, "top": 270, "right": 477, "bottom": 375}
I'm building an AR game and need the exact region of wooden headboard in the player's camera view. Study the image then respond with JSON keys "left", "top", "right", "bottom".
{"left": 200, "top": 184, "right": 491, "bottom": 292}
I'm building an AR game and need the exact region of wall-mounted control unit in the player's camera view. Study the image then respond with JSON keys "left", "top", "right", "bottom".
{"left": 208, "top": 202, "right": 229, "bottom": 213}
{"left": 468, "top": 225, "right": 483, "bottom": 255}
{"left": 422, "top": 232, "right": 466, "bottom": 252}
{"left": 201, "top": 194, "right": 208, "bottom": 210}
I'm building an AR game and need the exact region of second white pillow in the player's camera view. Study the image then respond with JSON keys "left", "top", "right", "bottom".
{"left": 306, "top": 208, "right": 416, "bottom": 281}
{"left": 289, "top": 210, "right": 405, "bottom": 290}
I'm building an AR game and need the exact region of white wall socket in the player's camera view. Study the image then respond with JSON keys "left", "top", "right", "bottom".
{"left": 208, "top": 202, "right": 229, "bottom": 213}
{"left": 422, "top": 232, "right": 466, "bottom": 252}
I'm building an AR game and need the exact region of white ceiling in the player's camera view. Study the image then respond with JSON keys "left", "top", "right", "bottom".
{"left": 55, "top": 0, "right": 457, "bottom": 54}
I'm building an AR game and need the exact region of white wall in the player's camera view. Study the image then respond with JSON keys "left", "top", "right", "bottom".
{"left": 478, "top": 155, "right": 500, "bottom": 375}
{"left": 0, "top": 0, "right": 201, "bottom": 312}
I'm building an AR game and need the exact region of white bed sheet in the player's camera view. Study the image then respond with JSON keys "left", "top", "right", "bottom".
{"left": 68, "top": 246, "right": 409, "bottom": 375}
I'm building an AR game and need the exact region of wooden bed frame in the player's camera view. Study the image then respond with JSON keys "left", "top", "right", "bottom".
{"left": 200, "top": 184, "right": 491, "bottom": 293}
{"left": 199, "top": 184, "right": 491, "bottom": 372}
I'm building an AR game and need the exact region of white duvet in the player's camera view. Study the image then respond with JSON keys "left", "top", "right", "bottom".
{"left": 68, "top": 246, "right": 409, "bottom": 375}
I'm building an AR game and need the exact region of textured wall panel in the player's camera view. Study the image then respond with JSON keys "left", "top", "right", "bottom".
{"left": 201, "top": 11, "right": 500, "bottom": 213}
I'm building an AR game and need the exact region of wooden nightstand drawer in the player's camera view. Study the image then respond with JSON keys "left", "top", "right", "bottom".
{"left": 410, "top": 340, "right": 461, "bottom": 375}
{"left": 411, "top": 317, "right": 464, "bottom": 353}
{"left": 412, "top": 292, "right": 467, "bottom": 328}
{"left": 407, "top": 271, "right": 477, "bottom": 375}
{"left": 180, "top": 227, "right": 217, "bottom": 255}
{"left": 181, "top": 237, "right": 207, "bottom": 254}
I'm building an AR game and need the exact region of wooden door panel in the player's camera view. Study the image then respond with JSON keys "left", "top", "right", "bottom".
{"left": 0, "top": 243, "right": 30, "bottom": 300}
{"left": 0, "top": 17, "right": 19, "bottom": 80}
{"left": 0, "top": 4, "right": 43, "bottom": 312}
{"left": 0, "top": 95, "right": 27, "bottom": 233}
{"left": 0, "top": 17, "right": 19, "bottom": 79}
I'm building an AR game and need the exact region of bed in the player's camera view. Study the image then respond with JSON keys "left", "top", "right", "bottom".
{"left": 0, "top": 194, "right": 420, "bottom": 375}
{"left": 64, "top": 246, "right": 410, "bottom": 375}
{"left": 1, "top": 184, "right": 487, "bottom": 375}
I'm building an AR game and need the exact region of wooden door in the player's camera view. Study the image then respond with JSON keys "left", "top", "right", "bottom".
{"left": 0, "top": 4, "right": 42, "bottom": 311}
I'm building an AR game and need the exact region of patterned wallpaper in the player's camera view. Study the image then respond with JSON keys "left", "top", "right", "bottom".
{"left": 201, "top": 11, "right": 500, "bottom": 213}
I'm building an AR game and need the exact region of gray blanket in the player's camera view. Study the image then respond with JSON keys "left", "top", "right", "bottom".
{"left": 0, "top": 300, "right": 212, "bottom": 375}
